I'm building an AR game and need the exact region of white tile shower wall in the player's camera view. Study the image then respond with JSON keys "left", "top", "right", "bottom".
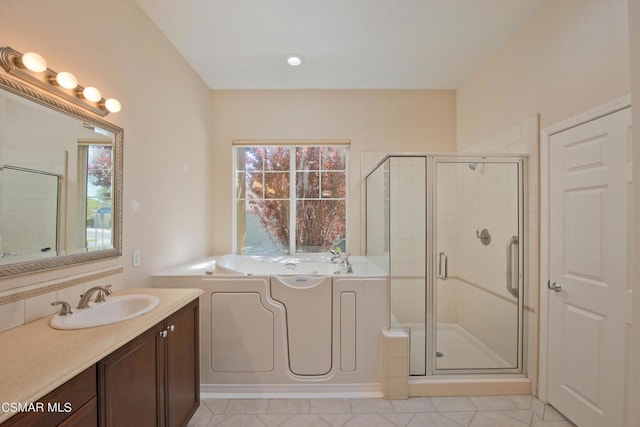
{"left": 364, "top": 160, "right": 388, "bottom": 274}
{"left": 436, "top": 164, "right": 459, "bottom": 277}
{"left": 390, "top": 278, "right": 426, "bottom": 324}
{"left": 455, "top": 163, "right": 519, "bottom": 296}
{"left": 457, "top": 115, "right": 539, "bottom": 391}
{"left": 435, "top": 161, "right": 521, "bottom": 366}
{"left": 0, "top": 149, "right": 66, "bottom": 255}
{"left": 389, "top": 157, "right": 426, "bottom": 276}
{"left": 362, "top": 153, "right": 390, "bottom": 275}
{"left": 435, "top": 166, "right": 459, "bottom": 325}
{"left": 389, "top": 157, "right": 426, "bottom": 326}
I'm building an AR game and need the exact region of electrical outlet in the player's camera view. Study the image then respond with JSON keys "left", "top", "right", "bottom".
{"left": 132, "top": 250, "right": 141, "bottom": 267}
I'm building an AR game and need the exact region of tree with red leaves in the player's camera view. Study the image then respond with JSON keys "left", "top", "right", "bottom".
{"left": 87, "top": 146, "right": 112, "bottom": 189}
{"left": 239, "top": 146, "right": 346, "bottom": 253}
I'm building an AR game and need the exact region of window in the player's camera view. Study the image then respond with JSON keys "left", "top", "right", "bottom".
{"left": 78, "top": 142, "right": 113, "bottom": 250}
{"left": 234, "top": 145, "right": 348, "bottom": 255}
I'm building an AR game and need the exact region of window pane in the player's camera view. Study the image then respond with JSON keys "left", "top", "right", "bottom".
{"left": 320, "top": 172, "right": 346, "bottom": 198}
{"left": 244, "top": 172, "right": 263, "bottom": 198}
{"left": 236, "top": 147, "right": 262, "bottom": 172}
{"left": 296, "top": 200, "right": 346, "bottom": 253}
{"left": 264, "top": 172, "right": 289, "bottom": 198}
{"left": 86, "top": 145, "right": 113, "bottom": 250}
{"left": 296, "top": 147, "right": 320, "bottom": 170}
{"left": 264, "top": 147, "right": 290, "bottom": 171}
{"left": 87, "top": 146, "right": 113, "bottom": 189}
{"left": 296, "top": 171, "right": 319, "bottom": 198}
{"left": 321, "top": 147, "right": 346, "bottom": 170}
{"left": 235, "top": 145, "right": 347, "bottom": 255}
{"left": 238, "top": 199, "right": 289, "bottom": 255}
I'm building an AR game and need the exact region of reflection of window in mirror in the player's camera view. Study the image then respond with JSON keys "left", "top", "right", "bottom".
{"left": 77, "top": 140, "right": 113, "bottom": 251}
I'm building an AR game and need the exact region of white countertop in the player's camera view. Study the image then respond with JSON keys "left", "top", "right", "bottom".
{"left": 0, "top": 287, "right": 203, "bottom": 423}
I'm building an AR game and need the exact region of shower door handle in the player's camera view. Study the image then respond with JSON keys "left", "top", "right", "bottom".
{"left": 438, "top": 252, "right": 448, "bottom": 280}
{"left": 506, "top": 236, "right": 519, "bottom": 298}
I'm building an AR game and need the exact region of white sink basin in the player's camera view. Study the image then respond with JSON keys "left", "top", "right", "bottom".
{"left": 50, "top": 294, "right": 160, "bottom": 330}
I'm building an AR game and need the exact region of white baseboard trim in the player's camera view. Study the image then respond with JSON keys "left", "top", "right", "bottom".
{"left": 200, "top": 383, "right": 383, "bottom": 399}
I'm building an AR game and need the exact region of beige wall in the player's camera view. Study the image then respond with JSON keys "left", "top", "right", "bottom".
{"left": 0, "top": 0, "right": 213, "bottom": 290}
{"left": 457, "top": 0, "right": 630, "bottom": 148}
{"left": 210, "top": 89, "right": 456, "bottom": 255}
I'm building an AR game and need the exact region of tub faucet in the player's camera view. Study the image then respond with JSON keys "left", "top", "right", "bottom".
{"left": 342, "top": 256, "right": 353, "bottom": 274}
{"left": 77, "top": 285, "right": 112, "bottom": 309}
{"left": 329, "top": 250, "right": 353, "bottom": 274}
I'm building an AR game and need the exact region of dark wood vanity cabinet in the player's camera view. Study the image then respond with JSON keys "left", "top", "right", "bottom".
{"left": 164, "top": 300, "right": 200, "bottom": 426}
{"left": 2, "top": 367, "right": 97, "bottom": 427}
{"left": 98, "top": 299, "right": 200, "bottom": 427}
{"left": 98, "top": 322, "right": 165, "bottom": 426}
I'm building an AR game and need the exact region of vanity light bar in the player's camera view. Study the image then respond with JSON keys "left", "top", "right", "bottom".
{"left": 0, "top": 46, "right": 121, "bottom": 116}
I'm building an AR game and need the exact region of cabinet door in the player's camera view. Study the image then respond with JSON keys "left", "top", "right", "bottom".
{"left": 2, "top": 366, "right": 96, "bottom": 427}
{"left": 165, "top": 299, "right": 199, "bottom": 427}
{"left": 99, "top": 324, "right": 165, "bottom": 427}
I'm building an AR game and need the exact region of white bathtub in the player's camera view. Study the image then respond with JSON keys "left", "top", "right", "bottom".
{"left": 213, "top": 253, "right": 383, "bottom": 276}
{"left": 153, "top": 255, "right": 389, "bottom": 397}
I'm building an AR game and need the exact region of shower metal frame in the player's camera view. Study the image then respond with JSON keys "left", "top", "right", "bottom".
{"left": 365, "top": 153, "right": 527, "bottom": 377}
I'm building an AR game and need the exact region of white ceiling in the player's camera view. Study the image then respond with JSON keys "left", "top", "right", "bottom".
{"left": 135, "top": 0, "right": 551, "bottom": 90}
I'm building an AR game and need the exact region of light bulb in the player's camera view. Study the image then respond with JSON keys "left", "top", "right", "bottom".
{"left": 55, "top": 72, "right": 78, "bottom": 89}
{"left": 286, "top": 54, "right": 304, "bottom": 67}
{"left": 20, "top": 52, "right": 48, "bottom": 72}
{"left": 82, "top": 86, "right": 102, "bottom": 103}
{"left": 104, "top": 98, "right": 121, "bottom": 113}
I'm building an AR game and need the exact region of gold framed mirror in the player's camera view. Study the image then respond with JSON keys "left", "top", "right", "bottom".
{"left": 0, "top": 54, "right": 122, "bottom": 278}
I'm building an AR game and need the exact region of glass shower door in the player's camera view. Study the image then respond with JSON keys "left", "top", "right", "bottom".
{"left": 433, "top": 159, "right": 523, "bottom": 372}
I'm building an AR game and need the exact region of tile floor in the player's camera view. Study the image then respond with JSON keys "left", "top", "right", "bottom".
{"left": 188, "top": 395, "right": 576, "bottom": 426}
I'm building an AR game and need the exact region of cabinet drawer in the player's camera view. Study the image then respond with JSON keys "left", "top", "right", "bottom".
{"left": 58, "top": 397, "right": 97, "bottom": 427}
{"left": 2, "top": 366, "right": 96, "bottom": 427}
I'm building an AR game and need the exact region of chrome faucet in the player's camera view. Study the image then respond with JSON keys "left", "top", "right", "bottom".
{"left": 329, "top": 248, "right": 353, "bottom": 274}
{"left": 77, "top": 285, "right": 112, "bottom": 309}
{"left": 341, "top": 256, "right": 353, "bottom": 274}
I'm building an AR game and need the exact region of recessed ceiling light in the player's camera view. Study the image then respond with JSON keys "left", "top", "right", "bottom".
{"left": 286, "top": 54, "right": 304, "bottom": 67}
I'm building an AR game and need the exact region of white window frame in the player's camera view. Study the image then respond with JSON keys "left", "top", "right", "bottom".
{"left": 78, "top": 139, "right": 114, "bottom": 251}
{"left": 232, "top": 140, "right": 350, "bottom": 255}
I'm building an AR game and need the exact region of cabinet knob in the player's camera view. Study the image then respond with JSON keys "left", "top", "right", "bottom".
{"left": 168, "top": 324, "right": 176, "bottom": 332}
{"left": 160, "top": 330, "right": 168, "bottom": 338}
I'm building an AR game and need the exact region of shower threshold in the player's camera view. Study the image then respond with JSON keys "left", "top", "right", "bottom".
{"left": 397, "top": 323, "right": 512, "bottom": 373}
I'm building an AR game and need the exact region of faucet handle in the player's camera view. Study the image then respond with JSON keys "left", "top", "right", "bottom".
{"left": 51, "top": 301, "right": 73, "bottom": 316}
{"left": 94, "top": 285, "right": 113, "bottom": 303}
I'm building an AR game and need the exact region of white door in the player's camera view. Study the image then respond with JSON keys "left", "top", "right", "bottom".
{"left": 548, "top": 107, "right": 632, "bottom": 427}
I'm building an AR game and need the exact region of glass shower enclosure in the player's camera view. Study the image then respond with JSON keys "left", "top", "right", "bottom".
{"left": 366, "top": 154, "right": 525, "bottom": 375}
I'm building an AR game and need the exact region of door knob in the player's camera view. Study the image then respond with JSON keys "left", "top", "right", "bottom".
{"left": 547, "top": 280, "right": 562, "bottom": 292}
